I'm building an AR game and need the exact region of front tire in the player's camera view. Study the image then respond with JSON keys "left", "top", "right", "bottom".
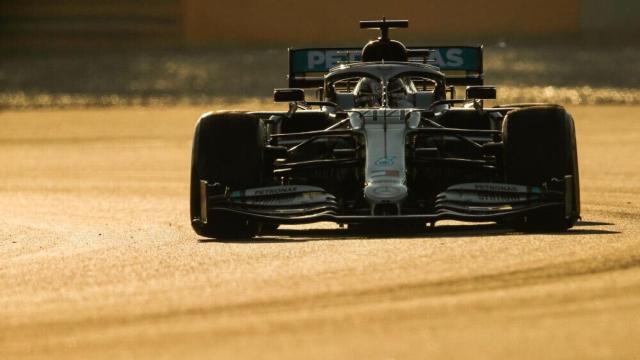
{"left": 190, "top": 112, "right": 266, "bottom": 238}
{"left": 502, "top": 105, "right": 580, "bottom": 231}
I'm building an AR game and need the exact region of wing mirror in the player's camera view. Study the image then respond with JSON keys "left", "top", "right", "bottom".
{"left": 274, "top": 88, "right": 305, "bottom": 102}
{"left": 466, "top": 86, "right": 496, "bottom": 100}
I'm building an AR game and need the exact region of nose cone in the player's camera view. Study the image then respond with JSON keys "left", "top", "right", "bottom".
{"left": 364, "top": 181, "right": 408, "bottom": 203}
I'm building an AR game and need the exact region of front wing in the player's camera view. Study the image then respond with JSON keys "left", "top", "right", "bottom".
{"left": 193, "top": 177, "right": 576, "bottom": 226}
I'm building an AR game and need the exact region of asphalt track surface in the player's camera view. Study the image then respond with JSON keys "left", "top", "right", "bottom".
{"left": 1, "top": 105, "right": 639, "bottom": 359}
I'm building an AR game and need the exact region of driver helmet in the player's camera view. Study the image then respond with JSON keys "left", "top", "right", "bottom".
{"left": 354, "top": 77, "right": 382, "bottom": 107}
{"left": 388, "top": 78, "right": 410, "bottom": 107}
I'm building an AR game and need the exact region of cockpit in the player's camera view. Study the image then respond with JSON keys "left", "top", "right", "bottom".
{"left": 325, "top": 65, "right": 445, "bottom": 110}
{"left": 352, "top": 77, "right": 415, "bottom": 108}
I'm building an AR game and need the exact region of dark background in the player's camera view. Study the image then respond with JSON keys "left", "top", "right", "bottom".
{"left": 2, "top": 0, "right": 639, "bottom": 108}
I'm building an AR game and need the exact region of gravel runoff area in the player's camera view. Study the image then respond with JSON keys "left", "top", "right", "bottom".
{"left": 1, "top": 105, "right": 639, "bottom": 359}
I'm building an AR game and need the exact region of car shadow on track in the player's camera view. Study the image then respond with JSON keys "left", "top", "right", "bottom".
{"left": 199, "top": 220, "right": 619, "bottom": 244}
{"left": 573, "top": 220, "right": 615, "bottom": 227}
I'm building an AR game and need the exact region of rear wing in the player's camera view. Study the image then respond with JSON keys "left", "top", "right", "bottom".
{"left": 288, "top": 46, "right": 483, "bottom": 87}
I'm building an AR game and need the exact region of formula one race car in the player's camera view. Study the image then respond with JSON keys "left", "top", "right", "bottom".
{"left": 190, "top": 19, "right": 580, "bottom": 238}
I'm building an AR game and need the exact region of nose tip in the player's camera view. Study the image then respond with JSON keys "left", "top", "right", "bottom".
{"left": 364, "top": 182, "right": 408, "bottom": 203}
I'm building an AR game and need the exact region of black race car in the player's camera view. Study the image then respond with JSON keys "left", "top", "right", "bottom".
{"left": 190, "top": 19, "right": 580, "bottom": 238}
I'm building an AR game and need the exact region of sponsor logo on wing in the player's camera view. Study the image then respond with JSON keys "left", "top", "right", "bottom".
{"left": 448, "top": 183, "right": 528, "bottom": 193}
{"left": 306, "top": 49, "right": 465, "bottom": 71}
{"left": 441, "top": 191, "right": 526, "bottom": 203}
{"left": 307, "top": 50, "right": 359, "bottom": 70}
{"left": 477, "top": 192, "right": 526, "bottom": 202}
{"left": 474, "top": 184, "right": 519, "bottom": 192}
{"left": 428, "top": 49, "right": 464, "bottom": 68}
{"left": 237, "top": 185, "right": 327, "bottom": 198}
{"left": 237, "top": 193, "right": 336, "bottom": 206}
{"left": 253, "top": 186, "right": 299, "bottom": 196}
